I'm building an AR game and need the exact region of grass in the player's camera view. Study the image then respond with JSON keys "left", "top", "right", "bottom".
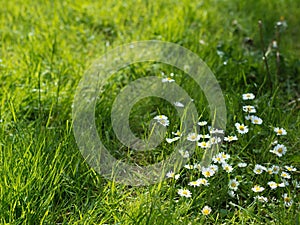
{"left": 1, "top": 0, "right": 300, "bottom": 224}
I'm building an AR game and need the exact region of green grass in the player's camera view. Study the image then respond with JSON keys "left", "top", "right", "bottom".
{"left": 1, "top": 0, "right": 300, "bottom": 224}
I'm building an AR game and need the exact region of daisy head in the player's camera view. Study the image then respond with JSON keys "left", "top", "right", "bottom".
{"left": 178, "top": 188, "right": 192, "bottom": 198}
{"left": 187, "top": 132, "right": 200, "bottom": 142}
{"left": 274, "top": 127, "right": 287, "bottom": 136}
{"left": 201, "top": 206, "right": 212, "bottom": 216}
{"left": 242, "top": 105, "right": 256, "bottom": 113}
{"left": 242, "top": 93, "right": 255, "bottom": 100}
{"left": 252, "top": 185, "right": 265, "bottom": 193}
{"left": 228, "top": 179, "right": 240, "bottom": 191}
{"left": 235, "top": 123, "right": 249, "bottom": 134}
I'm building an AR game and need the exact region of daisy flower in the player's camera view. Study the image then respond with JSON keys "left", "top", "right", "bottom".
{"left": 202, "top": 167, "right": 215, "bottom": 178}
{"left": 235, "top": 123, "right": 249, "bottom": 134}
{"left": 209, "top": 164, "right": 219, "bottom": 172}
{"left": 242, "top": 105, "right": 256, "bottom": 113}
{"left": 284, "top": 165, "right": 296, "bottom": 172}
{"left": 252, "top": 185, "right": 265, "bottom": 193}
{"left": 224, "top": 135, "right": 238, "bottom": 142}
{"left": 178, "top": 188, "right": 192, "bottom": 198}
{"left": 251, "top": 116, "right": 263, "bottom": 125}
{"left": 198, "top": 141, "right": 211, "bottom": 149}
{"left": 253, "top": 164, "right": 267, "bottom": 174}
{"left": 281, "top": 171, "right": 291, "bottom": 179}
{"left": 220, "top": 152, "right": 230, "bottom": 160}
{"left": 242, "top": 93, "right": 255, "bottom": 100}
{"left": 209, "top": 128, "right": 224, "bottom": 134}
{"left": 202, "top": 206, "right": 212, "bottom": 216}
{"left": 267, "top": 181, "right": 278, "bottom": 189}
{"left": 200, "top": 134, "right": 211, "bottom": 139}
{"left": 184, "top": 164, "right": 194, "bottom": 170}
{"left": 162, "top": 77, "right": 175, "bottom": 83}
{"left": 178, "top": 149, "right": 190, "bottom": 158}
{"left": 271, "top": 165, "right": 280, "bottom": 174}
{"left": 209, "top": 137, "right": 222, "bottom": 144}
{"left": 173, "top": 101, "right": 184, "bottom": 107}
{"left": 187, "top": 133, "right": 201, "bottom": 142}
{"left": 237, "top": 162, "right": 247, "bottom": 168}
{"left": 254, "top": 195, "right": 268, "bottom": 203}
{"left": 282, "top": 193, "right": 293, "bottom": 207}
{"left": 166, "top": 136, "right": 180, "bottom": 143}
{"left": 228, "top": 179, "right": 240, "bottom": 191}
{"left": 198, "top": 178, "right": 209, "bottom": 186}
{"left": 188, "top": 180, "right": 201, "bottom": 187}
{"left": 274, "top": 127, "right": 287, "bottom": 136}
{"left": 166, "top": 171, "right": 180, "bottom": 180}
{"left": 154, "top": 115, "right": 169, "bottom": 127}
{"left": 212, "top": 154, "right": 225, "bottom": 164}
{"left": 172, "top": 130, "right": 182, "bottom": 136}
{"left": 270, "top": 144, "right": 287, "bottom": 157}
{"left": 198, "top": 121, "right": 208, "bottom": 126}
{"left": 222, "top": 163, "right": 233, "bottom": 173}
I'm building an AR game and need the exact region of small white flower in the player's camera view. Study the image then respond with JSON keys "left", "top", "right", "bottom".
{"left": 252, "top": 185, "right": 265, "bottom": 192}
{"left": 154, "top": 115, "right": 168, "bottom": 120}
{"left": 243, "top": 105, "right": 256, "bottom": 113}
{"left": 154, "top": 115, "right": 169, "bottom": 127}
{"left": 184, "top": 164, "right": 194, "bottom": 170}
{"left": 274, "top": 127, "right": 287, "bottom": 136}
{"left": 162, "top": 77, "right": 175, "bottom": 83}
{"left": 281, "top": 171, "right": 291, "bottom": 179}
{"left": 209, "top": 128, "right": 224, "bottom": 134}
{"left": 212, "top": 154, "right": 225, "bottom": 164}
{"left": 187, "top": 133, "right": 201, "bottom": 142}
{"left": 174, "top": 101, "right": 184, "bottom": 107}
{"left": 271, "top": 165, "right": 280, "bottom": 174}
{"left": 178, "top": 188, "right": 192, "bottom": 198}
{"left": 172, "top": 130, "right": 182, "bottom": 136}
{"left": 284, "top": 165, "right": 296, "bottom": 172}
{"left": 179, "top": 149, "right": 190, "bottom": 158}
{"left": 209, "top": 164, "right": 218, "bottom": 172}
{"left": 198, "top": 178, "right": 209, "bottom": 186}
{"left": 222, "top": 163, "right": 233, "bottom": 173}
{"left": 198, "top": 141, "right": 211, "bottom": 148}
{"left": 193, "top": 163, "right": 202, "bottom": 170}
{"left": 202, "top": 167, "right": 215, "bottom": 178}
{"left": 219, "top": 152, "right": 230, "bottom": 160}
{"left": 174, "top": 174, "right": 180, "bottom": 180}
{"left": 224, "top": 135, "right": 238, "bottom": 142}
{"left": 202, "top": 206, "right": 212, "bottom": 216}
{"left": 166, "top": 136, "right": 180, "bottom": 143}
{"left": 253, "top": 164, "right": 267, "bottom": 174}
{"left": 188, "top": 180, "right": 201, "bottom": 187}
{"left": 251, "top": 116, "right": 263, "bottom": 125}
{"left": 199, "top": 134, "right": 211, "bottom": 139}
{"left": 235, "top": 123, "right": 249, "bottom": 134}
{"left": 209, "top": 137, "right": 222, "bottom": 144}
{"left": 237, "top": 162, "right": 247, "bottom": 168}
{"left": 198, "top": 121, "right": 208, "bottom": 126}
{"left": 270, "top": 144, "right": 287, "bottom": 157}
{"left": 166, "top": 171, "right": 175, "bottom": 178}
{"left": 282, "top": 193, "right": 293, "bottom": 207}
{"left": 242, "top": 93, "right": 255, "bottom": 100}
{"left": 267, "top": 181, "right": 278, "bottom": 189}
{"left": 228, "top": 179, "right": 240, "bottom": 191}
{"left": 254, "top": 195, "right": 268, "bottom": 203}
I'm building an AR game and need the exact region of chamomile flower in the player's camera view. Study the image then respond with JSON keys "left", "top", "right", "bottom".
{"left": 166, "top": 136, "right": 180, "bottom": 143}
{"left": 198, "top": 141, "right": 211, "bottom": 149}
{"left": 202, "top": 167, "right": 215, "bottom": 178}
{"left": 199, "top": 134, "right": 211, "bottom": 139}
{"left": 224, "top": 135, "right": 238, "bottom": 142}
{"left": 235, "top": 123, "right": 249, "bottom": 134}
{"left": 172, "top": 130, "right": 182, "bottom": 136}
{"left": 166, "top": 171, "right": 180, "bottom": 180}
{"left": 212, "top": 154, "right": 225, "bottom": 164}
{"left": 284, "top": 165, "right": 297, "bottom": 172}
{"left": 198, "top": 178, "right": 209, "bottom": 186}
{"left": 201, "top": 206, "right": 212, "bottom": 216}
{"left": 187, "top": 133, "right": 201, "bottom": 142}
{"left": 188, "top": 180, "right": 201, "bottom": 187}
{"left": 254, "top": 195, "right": 268, "bottom": 203}
{"left": 222, "top": 163, "right": 233, "bottom": 173}
{"left": 242, "top": 93, "right": 255, "bottom": 100}
{"left": 154, "top": 115, "right": 168, "bottom": 120}
{"left": 252, "top": 185, "right": 265, "bottom": 193}
{"left": 282, "top": 193, "right": 293, "bottom": 207}
{"left": 238, "top": 162, "right": 247, "bottom": 168}
{"left": 270, "top": 144, "right": 287, "bottom": 157}
{"left": 267, "top": 181, "right": 278, "bottom": 189}
{"left": 209, "top": 137, "right": 222, "bottom": 144}
{"left": 178, "top": 188, "right": 192, "bottom": 198}
{"left": 198, "top": 121, "right": 208, "bottom": 126}
{"left": 184, "top": 164, "right": 194, "bottom": 170}
{"left": 209, "top": 128, "right": 224, "bottom": 134}
{"left": 281, "top": 171, "right": 291, "bottom": 179}
{"left": 253, "top": 164, "right": 267, "bottom": 174}
{"left": 162, "top": 77, "right": 175, "bottom": 83}
{"left": 220, "top": 152, "right": 230, "bottom": 160}
{"left": 228, "top": 179, "right": 240, "bottom": 191}
{"left": 154, "top": 115, "right": 169, "bottom": 127}
{"left": 209, "top": 164, "right": 219, "bottom": 172}
{"left": 193, "top": 163, "right": 202, "bottom": 170}
{"left": 251, "top": 116, "right": 263, "bottom": 125}
{"left": 174, "top": 101, "right": 184, "bottom": 107}
{"left": 271, "top": 165, "right": 280, "bottom": 174}
{"left": 178, "top": 149, "right": 190, "bottom": 158}
{"left": 243, "top": 105, "right": 256, "bottom": 113}
{"left": 274, "top": 127, "right": 287, "bottom": 136}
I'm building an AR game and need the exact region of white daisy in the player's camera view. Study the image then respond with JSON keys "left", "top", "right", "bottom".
{"left": 267, "top": 181, "right": 278, "bottom": 189}
{"left": 274, "top": 127, "right": 287, "bottom": 136}
{"left": 187, "top": 133, "right": 201, "bottom": 142}
{"left": 270, "top": 144, "right": 287, "bottom": 157}
{"left": 242, "top": 105, "right": 256, "bottom": 113}
{"left": 178, "top": 188, "right": 192, "bottom": 198}
{"left": 198, "top": 141, "right": 211, "bottom": 149}
{"left": 252, "top": 185, "right": 265, "bottom": 192}
{"left": 166, "top": 136, "right": 180, "bottom": 143}
{"left": 178, "top": 149, "right": 190, "bottom": 158}
{"left": 253, "top": 164, "right": 267, "bottom": 174}
{"left": 162, "top": 77, "right": 175, "bottom": 83}
{"left": 201, "top": 206, "right": 212, "bottom": 215}
{"left": 237, "top": 162, "right": 247, "bottom": 168}
{"left": 242, "top": 93, "right": 255, "bottom": 100}
{"left": 222, "top": 163, "right": 233, "bottom": 173}
{"left": 188, "top": 180, "right": 201, "bottom": 187}
{"left": 282, "top": 193, "right": 293, "bottom": 207}
{"left": 228, "top": 179, "right": 240, "bottom": 191}
{"left": 235, "top": 123, "right": 249, "bottom": 134}
{"left": 224, "top": 135, "right": 238, "bottom": 142}
{"left": 198, "top": 178, "right": 209, "bottom": 186}
{"left": 198, "top": 121, "right": 208, "bottom": 126}
{"left": 251, "top": 116, "right": 263, "bottom": 125}
{"left": 202, "top": 167, "right": 215, "bottom": 178}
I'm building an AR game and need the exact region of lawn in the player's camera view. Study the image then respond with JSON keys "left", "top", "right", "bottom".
{"left": 0, "top": 0, "right": 300, "bottom": 224}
